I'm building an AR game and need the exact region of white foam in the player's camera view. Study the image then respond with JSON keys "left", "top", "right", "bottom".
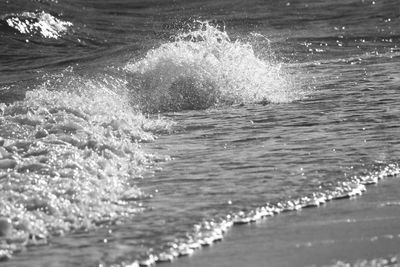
{"left": 4, "top": 11, "right": 72, "bottom": 39}
{"left": 0, "top": 71, "right": 173, "bottom": 258}
{"left": 125, "top": 21, "right": 303, "bottom": 112}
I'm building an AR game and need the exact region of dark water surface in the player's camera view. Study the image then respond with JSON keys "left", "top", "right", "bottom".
{"left": 1, "top": 0, "right": 400, "bottom": 266}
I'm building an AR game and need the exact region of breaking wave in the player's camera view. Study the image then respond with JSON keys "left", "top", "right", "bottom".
{"left": 125, "top": 21, "right": 304, "bottom": 113}
{"left": 0, "top": 71, "right": 173, "bottom": 259}
{"left": 1, "top": 11, "right": 72, "bottom": 39}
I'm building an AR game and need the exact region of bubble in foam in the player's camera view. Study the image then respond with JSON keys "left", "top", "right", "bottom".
{"left": 125, "top": 21, "right": 303, "bottom": 113}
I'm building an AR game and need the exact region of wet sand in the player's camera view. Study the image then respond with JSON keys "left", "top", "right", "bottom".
{"left": 168, "top": 177, "right": 400, "bottom": 267}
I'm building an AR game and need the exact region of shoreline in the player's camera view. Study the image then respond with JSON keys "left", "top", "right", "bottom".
{"left": 167, "top": 177, "right": 400, "bottom": 267}
{"left": 3, "top": 172, "right": 400, "bottom": 267}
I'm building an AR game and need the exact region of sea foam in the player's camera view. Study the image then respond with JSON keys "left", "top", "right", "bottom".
{"left": 2, "top": 11, "right": 72, "bottom": 39}
{"left": 125, "top": 21, "right": 302, "bottom": 113}
{"left": 0, "top": 71, "right": 173, "bottom": 259}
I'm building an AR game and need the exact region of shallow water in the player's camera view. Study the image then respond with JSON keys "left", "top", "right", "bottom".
{"left": 1, "top": 0, "right": 400, "bottom": 266}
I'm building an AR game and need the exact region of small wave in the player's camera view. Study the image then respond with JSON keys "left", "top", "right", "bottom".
{"left": 129, "top": 163, "right": 400, "bottom": 266}
{"left": 1, "top": 11, "right": 72, "bottom": 39}
{"left": 125, "top": 21, "right": 303, "bottom": 113}
{"left": 326, "top": 255, "right": 398, "bottom": 267}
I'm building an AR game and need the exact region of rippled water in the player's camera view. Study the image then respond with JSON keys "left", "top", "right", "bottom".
{"left": 1, "top": 0, "right": 400, "bottom": 266}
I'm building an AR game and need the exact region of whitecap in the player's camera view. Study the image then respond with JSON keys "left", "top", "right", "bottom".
{"left": 125, "top": 21, "right": 304, "bottom": 112}
{"left": 2, "top": 11, "right": 72, "bottom": 39}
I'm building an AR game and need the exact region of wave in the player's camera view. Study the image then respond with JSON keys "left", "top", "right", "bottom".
{"left": 0, "top": 70, "right": 173, "bottom": 259}
{"left": 128, "top": 162, "right": 400, "bottom": 265}
{"left": 0, "top": 11, "right": 72, "bottom": 39}
{"left": 125, "top": 21, "right": 304, "bottom": 113}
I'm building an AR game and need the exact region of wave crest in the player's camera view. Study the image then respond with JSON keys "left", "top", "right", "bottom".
{"left": 1, "top": 11, "right": 72, "bottom": 39}
{"left": 125, "top": 21, "right": 301, "bottom": 113}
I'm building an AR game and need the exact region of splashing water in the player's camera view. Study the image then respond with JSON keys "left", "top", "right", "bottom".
{"left": 2, "top": 11, "right": 72, "bottom": 39}
{"left": 0, "top": 70, "right": 173, "bottom": 259}
{"left": 125, "top": 21, "right": 303, "bottom": 113}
